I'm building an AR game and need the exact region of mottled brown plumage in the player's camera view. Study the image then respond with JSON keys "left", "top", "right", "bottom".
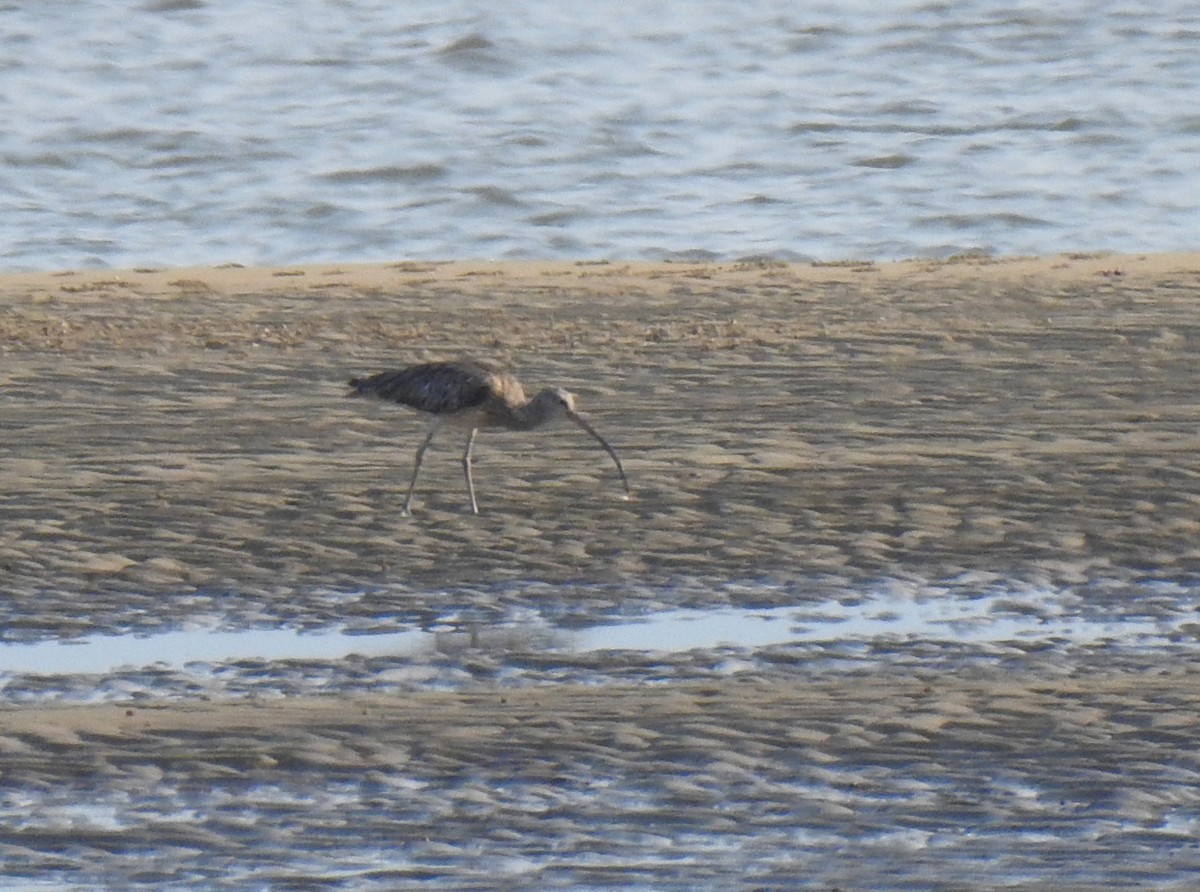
{"left": 348, "top": 359, "right": 629, "bottom": 514}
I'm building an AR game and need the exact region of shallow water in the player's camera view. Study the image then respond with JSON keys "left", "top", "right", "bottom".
{"left": 3, "top": 1, "right": 1200, "bottom": 269}
{"left": 3, "top": 578, "right": 1197, "bottom": 704}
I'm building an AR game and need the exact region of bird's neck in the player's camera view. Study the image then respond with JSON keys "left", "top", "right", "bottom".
{"left": 507, "top": 391, "right": 560, "bottom": 431}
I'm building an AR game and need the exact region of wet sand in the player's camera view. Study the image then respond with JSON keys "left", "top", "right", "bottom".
{"left": 5, "top": 253, "right": 1200, "bottom": 614}
{"left": 3, "top": 658, "right": 1200, "bottom": 888}
{"left": 4, "top": 253, "right": 1200, "bottom": 887}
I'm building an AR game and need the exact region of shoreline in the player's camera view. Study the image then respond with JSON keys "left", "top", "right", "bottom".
{"left": 0, "top": 249, "right": 1189, "bottom": 299}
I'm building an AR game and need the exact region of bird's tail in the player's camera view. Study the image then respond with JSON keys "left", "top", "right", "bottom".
{"left": 347, "top": 371, "right": 405, "bottom": 399}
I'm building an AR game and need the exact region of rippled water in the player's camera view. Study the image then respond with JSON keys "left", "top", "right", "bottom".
{"left": 2, "top": 1, "right": 1199, "bottom": 269}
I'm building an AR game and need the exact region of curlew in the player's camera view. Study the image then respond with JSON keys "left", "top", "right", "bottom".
{"left": 347, "top": 358, "right": 630, "bottom": 514}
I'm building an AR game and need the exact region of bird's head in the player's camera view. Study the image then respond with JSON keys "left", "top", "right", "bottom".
{"left": 529, "top": 387, "right": 578, "bottom": 424}
{"left": 549, "top": 387, "right": 577, "bottom": 415}
{"left": 533, "top": 387, "right": 630, "bottom": 498}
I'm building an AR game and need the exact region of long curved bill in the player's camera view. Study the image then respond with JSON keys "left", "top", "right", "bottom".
{"left": 567, "top": 411, "right": 631, "bottom": 499}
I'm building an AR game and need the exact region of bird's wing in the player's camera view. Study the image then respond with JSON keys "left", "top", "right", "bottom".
{"left": 348, "top": 360, "right": 496, "bottom": 414}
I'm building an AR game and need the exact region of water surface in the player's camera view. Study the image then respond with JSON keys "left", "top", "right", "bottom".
{"left": 2, "top": 1, "right": 1199, "bottom": 268}
{"left": 3, "top": 579, "right": 1197, "bottom": 703}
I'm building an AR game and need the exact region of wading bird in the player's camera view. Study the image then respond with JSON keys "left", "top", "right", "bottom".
{"left": 347, "top": 358, "right": 630, "bottom": 514}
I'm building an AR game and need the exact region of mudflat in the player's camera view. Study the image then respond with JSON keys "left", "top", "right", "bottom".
{"left": 3, "top": 253, "right": 1200, "bottom": 887}
{"left": 4, "top": 253, "right": 1200, "bottom": 610}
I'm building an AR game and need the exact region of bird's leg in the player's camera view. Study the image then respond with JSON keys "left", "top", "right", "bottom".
{"left": 461, "top": 428, "right": 480, "bottom": 514}
{"left": 404, "top": 418, "right": 442, "bottom": 515}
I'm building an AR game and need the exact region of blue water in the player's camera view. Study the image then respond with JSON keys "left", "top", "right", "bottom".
{"left": 2, "top": 1, "right": 1199, "bottom": 270}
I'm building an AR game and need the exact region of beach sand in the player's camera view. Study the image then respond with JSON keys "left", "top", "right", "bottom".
{"left": 3, "top": 252, "right": 1200, "bottom": 886}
